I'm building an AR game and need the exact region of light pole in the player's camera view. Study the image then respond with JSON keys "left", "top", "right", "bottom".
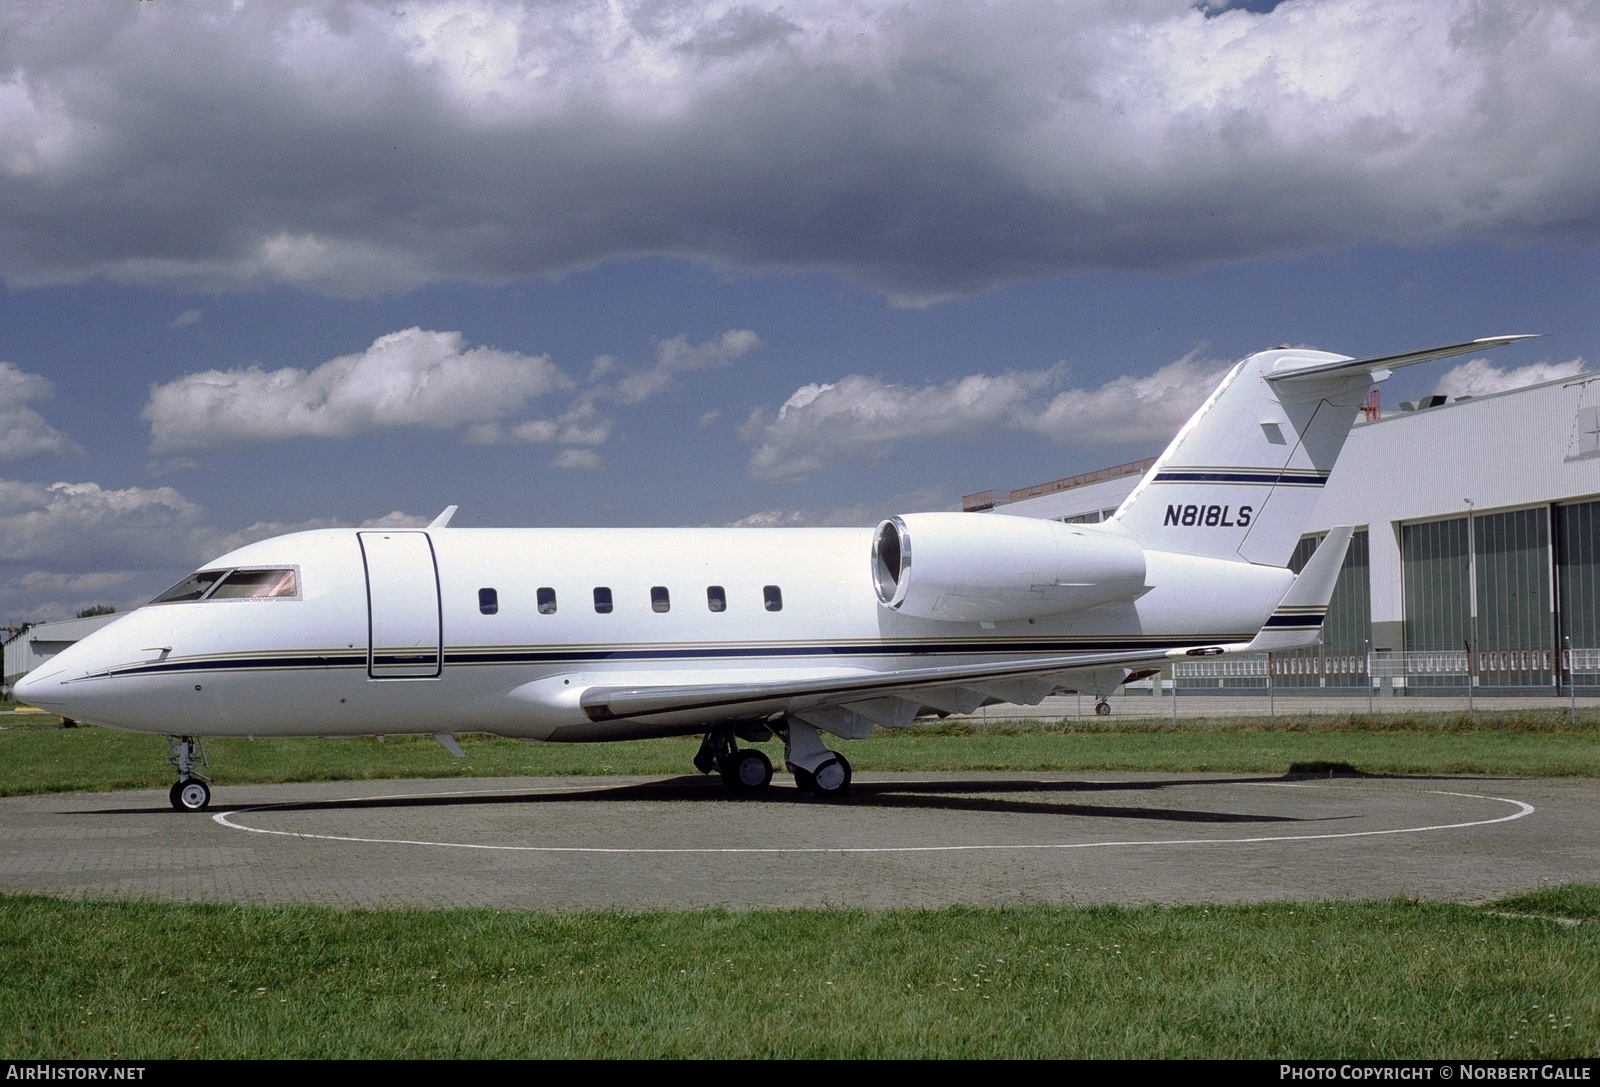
{"left": 1465, "top": 497, "right": 1476, "bottom": 718}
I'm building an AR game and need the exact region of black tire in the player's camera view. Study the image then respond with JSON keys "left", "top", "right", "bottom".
{"left": 170, "top": 778, "right": 211, "bottom": 812}
{"left": 1095, "top": 700, "right": 1112, "bottom": 717}
{"left": 811, "top": 752, "right": 851, "bottom": 797}
{"left": 722, "top": 749, "right": 773, "bottom": 792}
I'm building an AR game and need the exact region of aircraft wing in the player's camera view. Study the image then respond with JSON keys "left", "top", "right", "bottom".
{"left": 577, "top": 643, "right": 1231, "bottom": 732}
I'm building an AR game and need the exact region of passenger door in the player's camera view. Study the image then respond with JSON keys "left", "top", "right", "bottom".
{"left": 359, "top": 531, "right": 442, "bottom": 679}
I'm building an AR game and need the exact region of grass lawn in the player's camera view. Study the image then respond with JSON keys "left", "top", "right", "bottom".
{"left": 1, "top": 891, "right": 1595, "bottom": 1059}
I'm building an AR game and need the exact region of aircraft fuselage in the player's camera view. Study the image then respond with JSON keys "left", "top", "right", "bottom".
{"left": 17, "top": 524, "right": 1290, "bottom": 741}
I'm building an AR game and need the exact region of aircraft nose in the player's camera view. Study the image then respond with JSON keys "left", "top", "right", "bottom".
{"left": 11, "top": 667, "right": 57, "bottom": 708}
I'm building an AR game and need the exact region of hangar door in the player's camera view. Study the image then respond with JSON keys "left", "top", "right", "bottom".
{"left": 359, "top": 531, "right": 442, "bottom": 679}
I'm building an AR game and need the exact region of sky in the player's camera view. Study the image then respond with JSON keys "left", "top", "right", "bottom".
{"left": 0, "top": 0, "right": 1597, "bottom": 623}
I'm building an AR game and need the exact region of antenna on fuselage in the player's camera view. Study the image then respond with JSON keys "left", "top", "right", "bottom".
{"left": 429, "top": 505, "right": 459, "bottom": 529}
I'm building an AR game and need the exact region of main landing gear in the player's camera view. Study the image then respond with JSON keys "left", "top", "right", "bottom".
{"left": 694, "top": 727, "right": 774, "bottom": 794}
{"left": 166, "top": 735, "right": 212, "bottom": 812}
{"left": 782, "top": 719, "right": 851, "bottom": 799}
{"left": 694, "top": 720, "right": 852, "bottom": 798}
{"left": 1095, "top": 700, "right": 1112, "bottom": 717}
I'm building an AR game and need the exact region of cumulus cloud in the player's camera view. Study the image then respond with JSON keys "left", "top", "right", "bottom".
{"left": 1027, "top": 352, "right": 1233, "bottom": 446}
{"left": 197, "top": 517, "right": 344, "bottom": 559}
{"left": 727, "top": 509, "right": 824, "bottom": 528}
{"left": 16, "top": 570, "right": 138, "bottom": 596}
{"left": 1434, "top": 356, "right": 1586, "bottom": 398}
{"left": 0, "top": 2, "right": 1595, "bottom": 299}
{"left": 615, "top": 330, "right": 759, "bottom": 404}
{"left": 552, "top": 448, "right": 603, "bottom": 470}
{"left": 0, "top": 476, "right": 435, "bottom": 621}
{"left": 0, "top": 479, "right": 207, "bottom": 572}
{"left": 463, "top": 400, "right": 613, "bottom": 447}
{"left": 199, "top": 509, "right": 432, "bottom": 558}
{"left": 728, "top": 503, "right": 875, "bottom": 527}
{"left": 727, "top": 487, "right": 951, "bottom": 527}
{"left": 143, "top": 327, "right": 572, "bottom": 453}
{"left": 458, "top": 329, "right": 755, "bottom": 454}
{"left": 147, "top": 325, "right": 758, "bottom": 458}
{"left": 170, "top": 308, "right": 201, "bottom": 329}
{"left": 741, "top": 370, "right": 1056, "bottom": 481}
{"left": 4, "top": 570, "right": 143, "bottom": 625}
{"left": 361, "top": 510, "right": 432, "bottom": 529}
{"left": 0, "top": 362, "right": 81, "bottom": 461}
{"left": 739, "top": 354, "right": 1225, "bottom": 481}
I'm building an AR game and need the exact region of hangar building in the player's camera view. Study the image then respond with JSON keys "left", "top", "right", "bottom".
{"left": 966, "top": 370, "right": 1600, "bottom": 693}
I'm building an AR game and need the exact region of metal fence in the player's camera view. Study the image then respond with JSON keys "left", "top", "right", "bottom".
{"left": 1171, "top": 647, "right": 1600, "bottom": 691}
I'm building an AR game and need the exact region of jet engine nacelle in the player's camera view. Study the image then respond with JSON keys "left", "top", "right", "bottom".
{"left": 872, "top": 512, "right": 1148, "bottom": 622}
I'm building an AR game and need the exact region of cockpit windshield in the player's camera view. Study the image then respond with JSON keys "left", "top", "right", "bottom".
{"left": 151, "top": 570, "right": 227, "bottom": 604}
{"left": 210, "top": 568, "right": 298, "bottom": 599}
{"left": 150, "top": 567, "right": 299, "bottom": 604}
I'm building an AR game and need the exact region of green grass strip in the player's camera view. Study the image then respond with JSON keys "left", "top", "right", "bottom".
{"left": 1, "top": 709, "right": 1597, "bottom": 797}
{"left": 1, "top": 891, "right": 1594, "bottom": 1059}
{"left": 1489, "top": 884, "right": 1600, "bottom": 923}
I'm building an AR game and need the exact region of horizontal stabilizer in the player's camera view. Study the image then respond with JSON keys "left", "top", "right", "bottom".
{"left": 1264, "top": 336, "right": 1536, "bottom": 384}
{"left": 1244, "top": 526, "right": 1354, "bottom": 652}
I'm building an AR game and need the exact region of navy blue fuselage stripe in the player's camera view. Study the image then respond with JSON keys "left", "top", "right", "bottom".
{"left": 1263, "top": 614, "right": 1325, "bottom": 628}
{"left": 91, "top": 636, "right": 1257, "bottom": 679}
{"left": 1152, "top": 471, "right": 1328, "bottom": 485}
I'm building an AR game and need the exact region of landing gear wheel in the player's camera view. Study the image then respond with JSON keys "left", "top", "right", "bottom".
{"left": 1095, "top": 700, "right": 1112, "bottom": 717}
{"left": 170, "top": 778, "right": 211, "bottom": 812}
{"left": 810, "top": 752, "right": 851, "bottom": 797}
{"left": 721, "top": 749, "right": 773, "bottom": 793}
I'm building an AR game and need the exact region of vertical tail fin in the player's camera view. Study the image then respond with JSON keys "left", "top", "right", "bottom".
{"left": 1110, "top": 337, "right": 1533, "bottom": 568}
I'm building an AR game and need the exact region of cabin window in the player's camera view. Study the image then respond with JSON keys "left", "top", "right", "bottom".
{"left": 763, "top": 585, "right": 783, "bottom": 612}
{"left": 537, "top": 587, "right": 557, "bottom": 615}
{"left": 478, "top": 588, "right": 498, "bottom": 615}
{"left": 593, "top": 587, "right": 613, "bottom": 614}
{"left": 707, "top": 585, "right": 726, "bottom": 612}
{"left": 651, "top": 586, "right": 670, "bottom": 613}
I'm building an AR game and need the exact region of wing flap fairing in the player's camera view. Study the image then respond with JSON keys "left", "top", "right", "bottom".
{"left": 577, "top": 644, "right": 1232, "bottom": 726}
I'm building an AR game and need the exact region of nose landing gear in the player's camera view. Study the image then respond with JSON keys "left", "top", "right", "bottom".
{"left": 170, "top": 777, "right": 211, "bottom": 812}
{"left": 166, "top": 736, "right": 212, "bottom": 812}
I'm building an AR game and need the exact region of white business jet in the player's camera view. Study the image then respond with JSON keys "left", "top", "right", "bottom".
{"left": 15, "top": 336, "right": 1530, "bottom": 810}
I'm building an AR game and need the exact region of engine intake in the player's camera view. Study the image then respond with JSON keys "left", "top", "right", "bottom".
{"left": 872, "top": 512, "right": 1147, "bottom": 622}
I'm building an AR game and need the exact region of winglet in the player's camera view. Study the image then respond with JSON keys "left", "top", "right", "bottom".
{"left": 1243, "top": 526, "right": 1355, "bottom": 652}
{"left": 1264, "top": 335, "right": 1537, "bottom": 384}
{"left": 428, "top": 505, "right": 459, "bottom": 529}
